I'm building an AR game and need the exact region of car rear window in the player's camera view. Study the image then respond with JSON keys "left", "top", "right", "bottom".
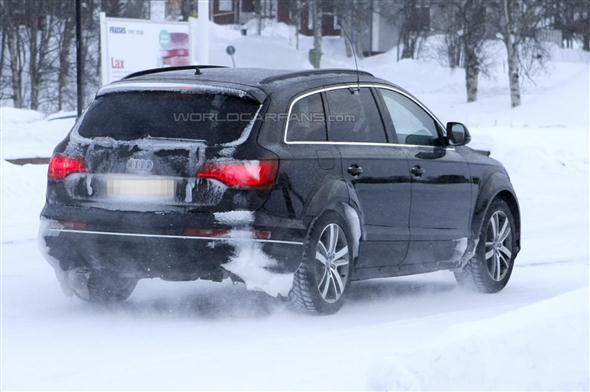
{"left": 286, "top": 92, "right": 327, "bottom": 142}
{"left": 77, "top": 91, "right": 260, "bottom": 144}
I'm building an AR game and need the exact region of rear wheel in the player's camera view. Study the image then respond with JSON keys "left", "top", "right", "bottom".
{"left": 455, "top": 199, "right": 516, "bottom": 292}
{"left": 289, "top": 212, "right": 352, "bottom": 314}
{"left": 72, "top": 270, "right": 138, "bottom": 303}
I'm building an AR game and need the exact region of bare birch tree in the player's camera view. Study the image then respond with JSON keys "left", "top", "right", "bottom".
{"left": 56, "top": 4, "right": 75, "bottom": 111}
{"left": 5, "top": 0, "right": 25, "bottom": 108}
{"left": 500, "top": 0, "right": 521, "bottom": 107}
{"left": 462, "top": 0, "right": 488, "bottom": 102}
{"left": 493, "top": 0, "right": 547, "bottom": 108}
{"left": 0, "top": 0, "right": 8, "bottom": 99}
{"left": 333, "top": 0, "right": 372, "bottom": 59}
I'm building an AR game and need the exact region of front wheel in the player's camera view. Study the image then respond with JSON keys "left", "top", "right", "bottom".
{"left": 455, "top": 199, "right": 516, "bottom": 292}
{"left": 289, "top": 211, "right": 352, "bottom": 314}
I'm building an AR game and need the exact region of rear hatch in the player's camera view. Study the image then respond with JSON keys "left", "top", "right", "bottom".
{"left": 46, "top": 88, "right": 277, "bottom": 213}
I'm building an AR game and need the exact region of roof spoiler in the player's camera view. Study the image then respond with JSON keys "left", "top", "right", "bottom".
{"left": 474, "top": 149, "right": 491, "bottom": 157}
{"left": 260, "top": 69, "right": 373, "bottom": 84}
{"left": 123, "top": 65, "right": 228, "bottom": 80}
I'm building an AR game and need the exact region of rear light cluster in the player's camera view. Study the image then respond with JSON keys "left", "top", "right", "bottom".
{"left": 197, "top": 160, "right": 278, "bottom": 189}
{"left": 47, "top": 155, "right": 278, "bottom": 190}
{"left": 48, "top": 154, "right": 87, "bottom": 180}
{"left": 60, "top": 221, "right": 88, "bottom": 230}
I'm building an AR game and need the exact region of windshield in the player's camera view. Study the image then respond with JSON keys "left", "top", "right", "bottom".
{"left": 77, "top": 91, "right": 260, "bottom": 144}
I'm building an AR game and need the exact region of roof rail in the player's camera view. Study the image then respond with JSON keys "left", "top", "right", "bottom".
{"left": 260, "top": 68, "right": 373, "bottom": 85}
{"left": 123, "top": 65, "right": 228, "bottom": 80}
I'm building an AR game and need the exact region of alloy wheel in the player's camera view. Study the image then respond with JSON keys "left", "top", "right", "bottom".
{"left": 314, "top": 223, "right": 350, "bottom": 303}
{"left": 485, "top": 211, "right": 513, "bottom": 281}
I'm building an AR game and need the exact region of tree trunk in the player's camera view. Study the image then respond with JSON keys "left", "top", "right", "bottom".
{"left": 444, "top": 7, "right": 461, "bottom": 69}
{"left": 400, "top": 0, "right": 417, "bottom": 59}
{"left": 29, "top": 21, "right": 40, "bottom": 110}
{"left": 503, "top": 0, "right": 521, "bottom": 108}
{"left": 255, "top": 0, "right": 262, "bottom": 35}
{"left": 448, "top": 38, "right": 461, "bottom": 68}
{"left": 81, "top": 0, "right": 100, "bottom": 111}
{"left": 29, "top": 13, "right": 53, "bottom": 111}
{"left": 464, "top": 50, "right": 479, "bottom": 102}
{"left": 401, "top": 31, "right": 416, "bottom": 59}
{"left": 0, "top": 27, "right": 6, "bottom": 84}
{"left": 311, "top": 0, "right": 322, "bottom": 68}
{"left": 584, "top": 0, "right": 590, "bottom": 51}
{"left": 28, "top": 8, "right": 53, "bottom": 111}
{"left": 7, "top": 24, "right": 24, "bottom": 108}
{"left": 313, "top": 0, "right": 322, "bottom": 51}
{"left": 57, "top": 17, "right": 73, "bottom": 111}
{"left": 293, "top": 0, "right": 301, "bottom": 50}
{"left": 506, "top": 44, "right": 520, "bottom": 107}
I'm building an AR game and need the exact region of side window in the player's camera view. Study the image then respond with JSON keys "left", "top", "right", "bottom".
{"left": 286, "top": 93, "right": 327, "bottom": 142}
{"left": 380, "top": 89, "right": 440, "bottom": 146}
{"left": 325, "top": 87, "right": 387, "bottom": 143}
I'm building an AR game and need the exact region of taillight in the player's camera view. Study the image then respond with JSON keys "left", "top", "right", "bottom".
{"left": 60, "top": 221, "right": 88, "bottom": 230}
{"left": 48, "top": 154, "right": 87, "bottom": 180}
{"left": 197, "top": 160, "right": 278, "bottom": 189}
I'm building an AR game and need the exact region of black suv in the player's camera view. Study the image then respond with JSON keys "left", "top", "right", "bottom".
{"left": 40, "top": 66, "right": 520, "bottom": 314}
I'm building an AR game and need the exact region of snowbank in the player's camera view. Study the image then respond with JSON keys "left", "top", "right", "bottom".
{"left": 1, "top": 161, "right": 47, "bottom": 242}
{"left": 367, "top": 287, "right": 589, "bottom": 391}
{"left": 1, "top": 107, "right": 45, "bottom": 124}
{"left": 1, "top": 110, "right": 74, "bottom": 159}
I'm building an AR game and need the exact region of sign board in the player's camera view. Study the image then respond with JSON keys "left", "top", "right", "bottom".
{"left": 99, "top": 14, "right": 197, "bottom": 85}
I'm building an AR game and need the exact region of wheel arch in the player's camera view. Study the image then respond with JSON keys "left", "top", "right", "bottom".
{"left": 302, "top": 178, "right": 363, "bottom": 260}
{"left": 494, "top": 189, "right": 521, "bottom": 252}
{"left": 302, "top": 178, "right": 349, "bottom": 224}
{"left": 471, "top": 172, "right": 521, "bottom": 253}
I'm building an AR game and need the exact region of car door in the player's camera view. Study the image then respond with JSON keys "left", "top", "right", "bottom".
{"left": 324, "top": 86, "right": 411, "bottom": 268}
{"left": 377, "top": 87, "right": 472, "bottom": 265}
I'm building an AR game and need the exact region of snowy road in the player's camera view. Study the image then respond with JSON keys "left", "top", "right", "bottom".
{"left": 2, "top": 236, "right": 587, "bottom": 390}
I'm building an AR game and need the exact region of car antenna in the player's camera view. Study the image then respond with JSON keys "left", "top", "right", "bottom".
{"left": 194, "top": 65, "right": 201, "bottom": 75}
{"left": 338, "top": 22, "right": 360, "bottom": 93}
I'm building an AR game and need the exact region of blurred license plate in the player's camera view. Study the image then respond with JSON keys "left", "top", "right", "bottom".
{"left": 107, "top": 176, "right": 175, "bottom": 199}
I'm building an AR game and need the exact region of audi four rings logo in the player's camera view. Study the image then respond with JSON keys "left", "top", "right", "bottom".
{"left": 126, "top": 158, "right": 154, "bottom": 173}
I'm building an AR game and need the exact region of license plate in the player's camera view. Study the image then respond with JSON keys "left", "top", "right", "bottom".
{"left": 106, "top": 176, "right": 175, "bottom": 200}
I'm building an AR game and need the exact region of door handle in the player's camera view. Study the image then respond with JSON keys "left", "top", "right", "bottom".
{"left": 411, "top": 165, "right": 425, "bottom": 177}
{"left": 347, "top": 164, "right": 363, "bottom": 177}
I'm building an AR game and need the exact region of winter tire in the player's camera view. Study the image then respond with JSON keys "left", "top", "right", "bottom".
{"left": 289, "top": 211, "right": 352, "bottom": 314}
{"left": 455, "top": 198, "right": 516, "bottom": 292}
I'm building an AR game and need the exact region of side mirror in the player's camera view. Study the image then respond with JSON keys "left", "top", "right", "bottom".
{"left": 446, "top": 122, "right": 471, "bottom": 146}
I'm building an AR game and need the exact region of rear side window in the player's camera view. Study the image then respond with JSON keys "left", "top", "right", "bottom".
{"left": 77, "top": 91, "right": 260, "bottom": 145}
{"left": 286, "top": 92, "right": 327, "bottom": 142}
{"left": 325, "top": 87, "right": 387, "bottom": 143}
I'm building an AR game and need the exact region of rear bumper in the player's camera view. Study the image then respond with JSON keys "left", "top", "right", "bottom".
{"left": 40, "top": 205, "right": 306, "bottom": 281}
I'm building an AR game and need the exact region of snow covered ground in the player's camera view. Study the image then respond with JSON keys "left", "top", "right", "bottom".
{"left": 1, "top": 24, "right": 589, "bottom": 390}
